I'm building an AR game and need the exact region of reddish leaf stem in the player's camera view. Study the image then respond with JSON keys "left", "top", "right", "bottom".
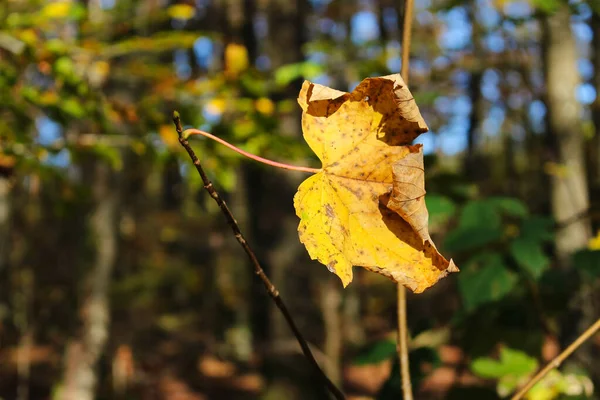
{"left": 184, "top": 128, "right": 320, "bottom": 174}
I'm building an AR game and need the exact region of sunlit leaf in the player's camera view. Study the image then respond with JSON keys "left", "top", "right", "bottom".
{"left": 295, "top": 75, "right": 456, "bottom": 292}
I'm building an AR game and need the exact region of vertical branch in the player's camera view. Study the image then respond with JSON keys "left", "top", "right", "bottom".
{"left": 397, "top": 1, "right": 415, "bottom": 400}
{"left": 400, "top": 0, "right": 414, "bottom": 81}
{"left": 172, "top": 113, "right": 345, "bottom": 400}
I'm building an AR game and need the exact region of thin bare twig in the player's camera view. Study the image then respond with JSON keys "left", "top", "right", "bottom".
{"left": 396, "top": 285, "right": 412, "bottom": 399}
{"left": 397, "top": 0, "right": 415, "bottom": 399}
{"left": 511, "top": 317, "right": 600, "bottom": 400}
{"left": 172, "top": 112, "right": 345, "bottom": 400}
{"left": 401, "top": 0, "right": 414, "bottom": 83}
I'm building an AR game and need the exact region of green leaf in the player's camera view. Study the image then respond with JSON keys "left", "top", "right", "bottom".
{"left": 60, "top": 98, "right": 85, "bottom": 118}
{"left": 274, "top": 62, "right": 324, "bottom": 87}
{"left": 488, "top": 197, "right": 528, "bottom": 218}
{"left": 573, "top": 249, "right": 600, "bottom": 278}
{"left": 353, "top": 339, "right": 396, "bottom": 365}
{"left": 520, "top": 216, "right": 554, "bottom": 243}
{"left": 510, "top": 239, "right": 549, "bottom": 279}
{"left": 471, "top": 347, "right": 537, "bottom": 379}
{"left": 459, "top": 200, "right": 501, "bottom": 229}
{"left": 458, "top": 253, "right": 517, "bottom": 311}
{"left": 426, "top": 194, "right": 456, "bottom": 228}
{"left": 54, "top": 57, "right": 75, "bottom": 77}
{"left": 443, "top": 225, "right": 503, "bottom": 253}
{"left": 532, "top": 0, "right": 560, "bottom": 13}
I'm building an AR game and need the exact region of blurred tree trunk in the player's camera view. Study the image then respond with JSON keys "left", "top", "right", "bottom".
{"left": 62, "top": 161, "right": 118, "bottom": 400}
{"left": 541, "top": 6, "right": 592, "bottom": 263}
{"left": 244, "top": 0, "right": 332, "bottom": 398}
{"left": 590, "top": 11, "right": 600, "bottom": 215}
{"left": 262, "top": 0, "right": 305, "bottom": 350}
{"left": 319, "top": 278, "right": 342, "bottom": 385}
{"left": 543, "top": 6, "right": 596, "bottom": 381}
{"left": 464, "top": 0, "right": 486, "bottom": 182}
{"left": 0, "top": 176, "right": 9, "bottom": 271}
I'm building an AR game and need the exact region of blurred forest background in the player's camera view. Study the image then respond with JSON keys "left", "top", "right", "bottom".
{"left": 1, "top": 0, "right": 600, "bottom": 399}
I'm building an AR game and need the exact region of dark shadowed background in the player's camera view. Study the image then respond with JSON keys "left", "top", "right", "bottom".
{"left": 1, "top": 0, "right": 599, "bottom": 399}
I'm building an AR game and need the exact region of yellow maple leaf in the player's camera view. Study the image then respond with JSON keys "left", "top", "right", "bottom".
{"left": 294, "top": 75, "right": 457, "bottom": 293}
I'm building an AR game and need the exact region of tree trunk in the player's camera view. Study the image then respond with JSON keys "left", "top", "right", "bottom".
{"left": 590, "top": 11, "right": 600, "bottom": 216}
{"left": 62, "top": 161, "right": 118, "bottom": 400}
{"left": 543, "top": 5, "right": 596, "bottom": 382}
{"left": 542, "top": 6, "right": 592, "bottom": 263}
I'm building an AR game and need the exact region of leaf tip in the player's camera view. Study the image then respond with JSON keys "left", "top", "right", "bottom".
{"left": 447, "top": 259, "right": 459, "bottom": 273}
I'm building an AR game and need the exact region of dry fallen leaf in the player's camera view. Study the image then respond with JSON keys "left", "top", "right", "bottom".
{"left": 294, "top": 74, "right": 457, "bottom": 293}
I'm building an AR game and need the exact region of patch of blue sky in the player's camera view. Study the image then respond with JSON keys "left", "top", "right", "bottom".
{"left": 387, "top": 57, "right": 401, "bottom": 73}
{"left": 382, "top": 7, "right": 398, "bottom": 32}
{"left": 572, "top": 1, "right": 591, "bottom": 20}
{"left": 481, "top": 69, "right": 501, "bottom": 102}
{"left": 100, "top": 0, "right": 115, "bottom": 10}
{"left": 312, "top": 74, "right": 333, "bottom": 87}
{"left": 328, "top": 21, "right": 347, "bottom": 41}
{"left": 438, "top": 7, "right": 471, "bottom": 51}
{"left": 501, "top": 19, "right": 516, "bottom": 38}
{"left": 483, "top": 105, "right": 506, "bottom": 137}
{"left": 413, "top": 131, "right": 436, "bottom": 154}
{"left": 410, "top": 59, "right": 430, "bottom": 78}
{"left": 351, "top": 11, "right": 379, "bottom": 44}
{"left": 36, "top": 116, "right": 70, "bottom": 167}
{"left": 45, "top": 149, "right": 71, "bottom": 168}
{"left": 193, "top": 37, "right": 214, "bottom": 69}
{"left": 254, "top": 14, "right": 268, "bottom": 39}
{"left": 528, "top": 100, "right": 546, "bottom": 134}
{"left": 256, "top": 55, "right": 271, "bottom": 71}
{"left": 309, "top": 0, "right": 332, "bottom": 12}
{"left": 363, "top": 44, "right": 382, "bottom": 60}
{"left": 476, "top": 0, "right": 501, "bottom": 29}
{"left": 434, "top": 96, "right": 452, "bottom": 115}
{"left": 386, "top": 40, "right": 401, "bottom": 72}
{"left": 485, "top": 31, "right": 505, "bottom": 53}
{"left": 451, "top": 69, "right": 470, "bottom": 89}
{"left": 453, "top": 94, "right": 472, "bottom": 116}
{"left": 308, "top": 51, "right": 327, "bottom": 64}
{"left": 319, "top": 18, "right": 336, "bottom": 34}
{"left": 36, "top": 116, "right": 62, "bottom": 146}
{"left": 416, "top": 0, "right": 432, "bottom": 11}
{"left": 203, "top": 106, "right": 222, "bottom": 125}
{"left": 572, "top": 21, "right": 592, "bottom": 43}
{"left": 432, "top": 56, "right": 451, "bottom": 70}
{"left": 174, "top": 49, "right": 192, "bottom": 80}
{"left": 578, "top": 58, "right": 594, "bottom": 81}
{"left": 438, "top": 117, "right": 469, "bottom": 155}
{"left": 529, "top": 69, "right": 545, "bottom": 90}
{"left": 416, "top": 10, "right": 434, "bottom": 26}
{"left": 577, "top": 83, "right": 596, "bottom": 105}
{"left": 503, "top": 1, "right": 531, "bottom": 18}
